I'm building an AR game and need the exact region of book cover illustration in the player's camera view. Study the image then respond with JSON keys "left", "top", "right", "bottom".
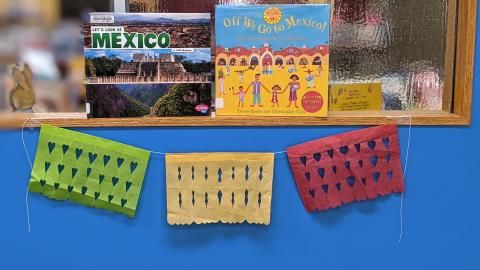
{"left": 127, "top": 1, "right": 334, "bottom": 52}
{"left": 83, "top": 13, "right": 212, "bottom": 118}
{"left": 215, "top": 5, "right": 330, "bottom": 117}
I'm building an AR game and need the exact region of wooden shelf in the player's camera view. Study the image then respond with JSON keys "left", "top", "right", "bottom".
{"left": 0, "top": 110, "right": 469, "bottom": 128}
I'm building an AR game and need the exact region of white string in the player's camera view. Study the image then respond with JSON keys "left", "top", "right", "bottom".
{"left": 22, "top": 118, "right": 41, "bottom": 233}
{"left": 386, "top": 115, "right": 412, "bottom": 242}
{"left": 395, "top": 85, "right": 414, "bottom": 242}
{"left": 399, "top": 115, "right": 412, "bottom": 242}
{"left": 150, "top": 150, "right": 287, "bottom": 156}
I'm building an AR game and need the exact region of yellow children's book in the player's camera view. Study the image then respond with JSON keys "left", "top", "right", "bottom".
{"left": 215, "top": 4, "right": 330, "bottom": 117}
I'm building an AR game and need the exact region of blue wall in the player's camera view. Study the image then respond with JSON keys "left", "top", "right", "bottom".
{"left": 1, "top": 16, "right": 479, "bottom": 270}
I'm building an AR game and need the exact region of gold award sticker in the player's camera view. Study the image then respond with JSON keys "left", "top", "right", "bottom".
{"left": 264, "top": 7, "right": 282, "bottom": 25}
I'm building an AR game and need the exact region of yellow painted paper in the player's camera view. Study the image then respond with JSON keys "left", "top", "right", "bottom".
{"left": 166, "top": 153, "right": 274, "bottom": 225}
{"left": 329, "top": 82, "right": 383, "bottom": 111}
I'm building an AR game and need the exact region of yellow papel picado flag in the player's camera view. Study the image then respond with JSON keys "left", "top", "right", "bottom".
{"left": 165, "top": 153, "right": 274, "bottom": 225}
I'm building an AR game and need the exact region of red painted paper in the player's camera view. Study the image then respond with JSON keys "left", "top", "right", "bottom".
{"left": 287, "top": 124, "right": 404, "bottom": 212}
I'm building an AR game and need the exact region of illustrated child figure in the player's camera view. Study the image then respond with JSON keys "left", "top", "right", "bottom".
{"left": 284, "top": 74, "right": 301, "bottom": 108}
{"left": 266, "top": 85, "right": 285, "bottom": 107}
{"left": 233, "top": 86, "right": 248, "bottom": 108}
{"left": 288, "top": 62, "right": 298, "bottom": 73}
{"left": 305, "top": 69, "right": 315, "bottom": 88}
{"left": 235, "top": 70, "right": 245, "bottom": 83}
{"left": 316, "top": 59, "right": 323, "bottom": 77}
{"left": 226, "top": 65, "right": 230, "bottom": 76}
{"left": 246, "top": 73, "right": 268, "bottom": 107}
{"left": 218, "top": 74, "right": 225, "bottom": 95}
{"left": 238, "top": 70, "right": 244, "bottom": 83}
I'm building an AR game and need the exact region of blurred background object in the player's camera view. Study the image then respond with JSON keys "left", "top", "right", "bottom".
{"left": 0, "top": 0, "right": 111, "bottom": 116}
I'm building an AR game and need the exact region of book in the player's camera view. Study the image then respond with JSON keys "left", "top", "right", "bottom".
{"left": 214, "top": 4, "right": 330, "bottom": 116}
{"left": 329, "top": 82, "right": 383, "bottom": 111}
{"left": 83, "top": 13, "right": 213, "bottom": 118}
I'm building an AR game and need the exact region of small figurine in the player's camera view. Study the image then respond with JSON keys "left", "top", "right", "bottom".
{"left": 9, "top": 63, "right": 35, "bottom": 112}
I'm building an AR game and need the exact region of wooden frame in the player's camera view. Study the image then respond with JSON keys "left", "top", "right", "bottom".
{"left": 4, "top": 0, "right": 476, "bottom": 128}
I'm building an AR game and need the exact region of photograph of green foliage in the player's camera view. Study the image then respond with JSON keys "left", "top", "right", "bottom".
{"left": 86, "top": 83, "right": 212, "bottom": 118}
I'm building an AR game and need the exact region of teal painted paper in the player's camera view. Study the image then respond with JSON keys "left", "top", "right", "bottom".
{"left": 29, "top": 125, "right": 150, "bottom": 217}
